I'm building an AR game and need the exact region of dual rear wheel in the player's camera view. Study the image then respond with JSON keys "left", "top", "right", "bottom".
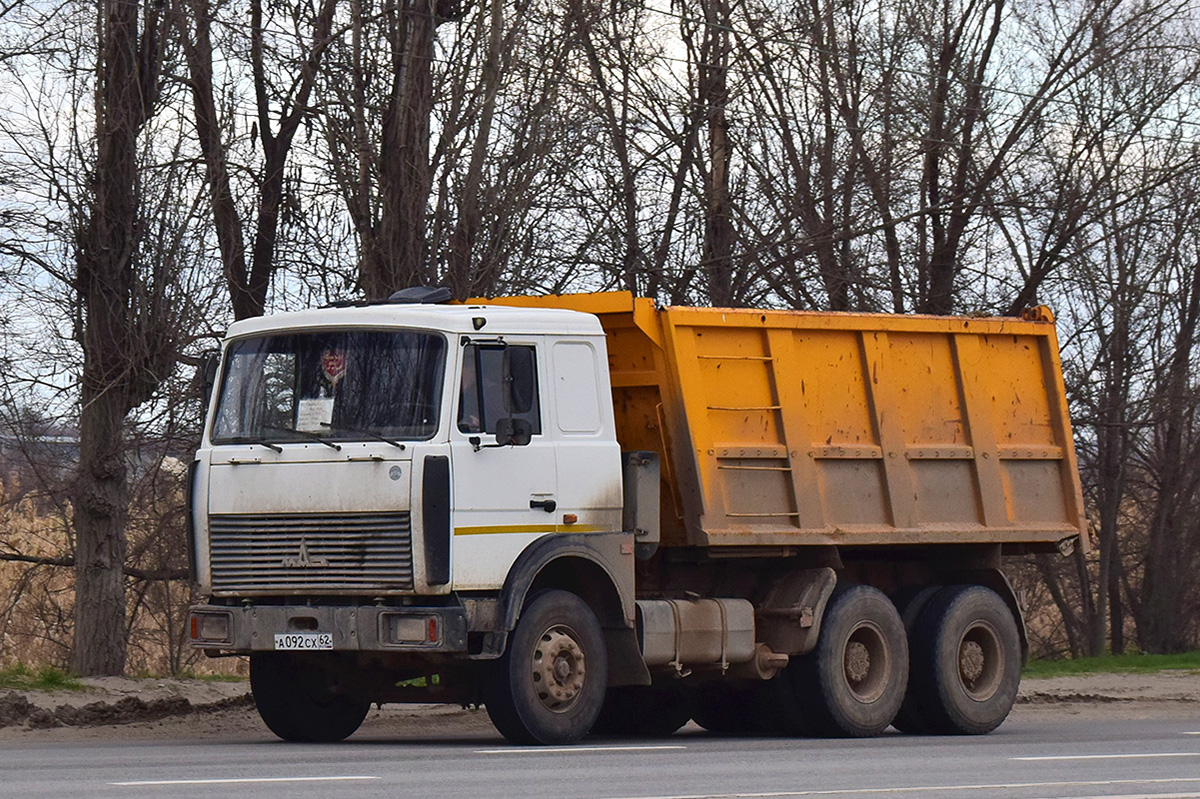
{"left": 758, "top": 584, "right": 908, "bottom": 737}
{"left": 692, "top": 583, "right": 1020, "bottom": 738}
{"left": 898, "top": 585, "right": 1022, "bottom": 735}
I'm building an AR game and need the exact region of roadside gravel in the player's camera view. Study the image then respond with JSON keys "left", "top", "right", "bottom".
{"left": 0, "top": 670, "right": 1196, "bottom": 742}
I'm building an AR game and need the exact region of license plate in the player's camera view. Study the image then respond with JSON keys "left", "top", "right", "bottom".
{"left": 274, "top": 632, "right": 333, "bottom": 650}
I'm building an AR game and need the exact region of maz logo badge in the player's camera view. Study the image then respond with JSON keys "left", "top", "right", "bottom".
{"left": 281, "top": 539, "right": 329, "bottom": 568}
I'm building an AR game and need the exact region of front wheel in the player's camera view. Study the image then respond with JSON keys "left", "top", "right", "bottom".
{"left": 484, "top": 590, "right": 608, "bottom": 745}
{"left": 250, "top": 652, "right": 370, "bottom": 742}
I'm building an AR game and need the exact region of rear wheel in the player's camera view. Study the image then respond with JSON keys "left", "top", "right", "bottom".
{"left": 907, "top": 585, "right": 1021, "bottom": 735}
{"left": 890, "top": 585, "right": 940, "bottom": 733}
{"left": 790, "top": 584, "right": 908, "bottom": 737}
{"left": 484, "top": 590, "right": 608, "bottom": 745}
{"left": 250, "top": 652, "right": 370, "bottom": 742}
{"left": 591, "top": 683, "right": 693, "bottom": 737}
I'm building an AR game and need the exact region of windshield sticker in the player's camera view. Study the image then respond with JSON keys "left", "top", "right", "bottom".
{"left": 321, "top": 349, "right": 347, "bottom": 387}
{"left": 296, "top": 397, "right": 335, "bottom": 433}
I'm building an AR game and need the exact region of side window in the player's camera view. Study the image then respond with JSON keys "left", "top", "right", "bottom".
{"left": 553, "top": 341, "right": 601, "bottom": 433}
{"left": 458, "top": 344, "right": 542, "bottom": 435}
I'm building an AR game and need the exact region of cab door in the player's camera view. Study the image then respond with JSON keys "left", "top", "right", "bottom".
{"left": 548, "top": 339, "right": 622, "bottom": 533}
{"left": 449, "top": 339, "right": 558, "bottom": 590}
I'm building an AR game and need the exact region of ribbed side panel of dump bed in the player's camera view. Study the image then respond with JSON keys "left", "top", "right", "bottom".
{"left": 478, "top": 293, "right": 1087, "bottom": 553}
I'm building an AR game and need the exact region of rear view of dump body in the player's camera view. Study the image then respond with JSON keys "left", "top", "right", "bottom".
{"left": 487, "top": 292, "right": 1087, "bottom": 554}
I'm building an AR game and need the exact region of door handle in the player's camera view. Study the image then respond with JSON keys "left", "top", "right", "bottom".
{"left": 530, "top": 499, "right": 557, "bottom": 513}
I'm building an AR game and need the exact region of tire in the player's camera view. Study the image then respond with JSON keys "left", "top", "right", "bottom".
{"left": 484, "top": 590, "right": 608, "bottom": 745}
{"left": 591, "top": 683, "right": 693, "bottom": 737}
{"left": 907, "top": 585, "right": 1021, "bottom": 735}
{"left": 250, "top": 652, "right": 370, "bottom": 742}
{"left": 890, "top": 585, "right": 941, "bottom": 734}
{"left": 790, "top": 584, "right": 908, "bottom": 737}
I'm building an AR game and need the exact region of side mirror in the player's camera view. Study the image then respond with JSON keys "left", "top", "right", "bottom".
{"left": 198, "top": 350, "right": 220, "bottom": 407}
{"left": 494, "top": 417, "right": 532, "bottom": 447}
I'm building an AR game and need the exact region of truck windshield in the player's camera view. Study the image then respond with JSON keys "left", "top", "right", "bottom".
{"left": 211, "top": 330, "right": 446, "bottom": 443}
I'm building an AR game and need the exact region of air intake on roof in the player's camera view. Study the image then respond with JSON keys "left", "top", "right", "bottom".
{"left": 388, "top": 286, "right": 453, "bottom": 304}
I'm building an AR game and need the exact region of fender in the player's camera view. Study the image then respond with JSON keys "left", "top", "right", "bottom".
{"left": 495, "top": 531, "right": 651, "bottom": 687}
{"left": 499, "top": 532, "right": 636, "bottom": 630}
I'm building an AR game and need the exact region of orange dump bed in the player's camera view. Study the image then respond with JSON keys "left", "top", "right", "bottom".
{"left": 484, "top": 292, "right": 1087, "bottom": 553}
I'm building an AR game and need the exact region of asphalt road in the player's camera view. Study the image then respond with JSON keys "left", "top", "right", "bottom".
{"left": 4, "top": 717, "right": 1200, "bottom": 799}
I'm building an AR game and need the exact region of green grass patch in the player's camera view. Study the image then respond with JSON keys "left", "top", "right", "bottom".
{"left": 395, "top": 674, "right": 441, "bottom": 689}
{"left": 0, "top": 664, "right": 85, "bottom": 691}
{"left": 1024, "top": 651, "right": 1200, "bottom": 678}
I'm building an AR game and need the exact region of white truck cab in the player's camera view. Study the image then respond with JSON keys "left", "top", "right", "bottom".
{"left": 189, "top": 300, "right": 647, "bottom": 744}
{"left": 193, "top": 303, "right": 623, "bottom": 599}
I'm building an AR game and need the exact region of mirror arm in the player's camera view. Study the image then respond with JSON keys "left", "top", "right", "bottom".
{"left": 469, "top": 436, "right": 514, "bottom": 452}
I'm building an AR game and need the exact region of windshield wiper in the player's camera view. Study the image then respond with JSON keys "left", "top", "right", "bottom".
{"left": 227, "top": 436, "right": 283, "bottom": 453}
{"left": 263, "top": 425, "right": 342, "bottom": 451}
{"left": 320, "top": 422, "right": 406, "bottom": 450}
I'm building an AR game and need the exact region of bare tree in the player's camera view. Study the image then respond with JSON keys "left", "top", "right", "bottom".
{"left": 317, "top": 0, "right": 467, "bottom": 300}
{"left": 177, "top": 0, "right": 339, "bottom": 320}
{"left": 693, "top": 0, "right": 736, "bottom": 306}
{"left": 1136, "top": 173, "right": 1200, "bottom": 653}
{"left": 65, "top": 0, "right": 178, "bottom": 675}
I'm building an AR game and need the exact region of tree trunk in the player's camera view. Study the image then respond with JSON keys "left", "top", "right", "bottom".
{"left": 70, "top": 370, "right": 133, "bottom": 674}
{"left": 1140, "top": 260, "right": 1200, "bottom": 653}
{"left": 570, "top": 0, "right": 643, "bottom": 296}
{"left": 361, "top": 0, "right": 440, "bottom": 299}
{"left": 699, "top": 0, "right": 735, "bottom": 306}
{"left": 70, "top": 0, "right": 164, "bottom": 675}
{"left": 446, "top": 0, "right": 505, "bottom": 299}
{"left": 180, "top": 0, "right": 337, "bottom": 320}
{"left": 1137, "top": 190, "right": 1200, "bottom": 651}
{"left": 180, "top": 0, "right": 251, "bottom": 318}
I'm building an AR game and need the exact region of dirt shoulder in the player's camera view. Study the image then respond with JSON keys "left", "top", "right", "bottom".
{"left": 1014, "top": 669, "right": 1200, "bottom": 721}
{"left": 0, "top": 670, "right": 1197, "bottom": 743}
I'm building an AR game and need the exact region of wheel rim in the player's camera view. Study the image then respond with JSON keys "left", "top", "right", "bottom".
{"left": 958, "top": 620, "right": 1003, "bottom": 701}
{"left": 531, "top": 624, "right": 587, "bottom": 713}
{"left": 842, "top": 620, "right": 890, "bottom": 703}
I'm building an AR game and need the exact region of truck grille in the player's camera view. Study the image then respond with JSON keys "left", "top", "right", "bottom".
{"left": 208, "top": 512, "right": 414, "bottom": 593}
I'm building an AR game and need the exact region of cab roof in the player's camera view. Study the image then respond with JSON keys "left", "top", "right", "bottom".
{"left": 224, "top": 302, "right": 605, "bottom": 339}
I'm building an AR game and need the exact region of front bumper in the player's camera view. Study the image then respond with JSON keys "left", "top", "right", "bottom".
{"left": 188, "top": 603, "right": 468, "bottom": 653}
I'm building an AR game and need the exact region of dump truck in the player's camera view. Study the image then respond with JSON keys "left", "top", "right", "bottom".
{"left": 187, "top": 289, "right": 1086, "bottom": 744}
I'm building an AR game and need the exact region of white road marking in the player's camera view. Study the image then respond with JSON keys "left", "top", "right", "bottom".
{"left": 1183, "top": 731, "right": 1200, "bottom": 735}
{"left": 110, "top": 776, "right": 381, "bottom": 787}
{"left": 595, "top": 777, "right": 1200, "bottom": 799}
{"left": 475, "top": 744, "right": 687, "bottom": 754}
{"left": 1012, "top": 752, "right": 1200, "bottom": 761}
{"left": 1057, "top": 794, "right": 1200, "bottom": 799}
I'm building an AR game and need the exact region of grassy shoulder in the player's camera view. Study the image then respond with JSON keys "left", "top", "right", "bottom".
{"left": 2, "top": 652, "right": 1196, "bottom": 692}
{"left": 0, "top": 664, "right": 247, "bottom": 691}
{"left": 0, "top": 664, "right": 84, "bottom": 692}
{"left": 1024, "top": 651, "right": 1200, "bottom": 678}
